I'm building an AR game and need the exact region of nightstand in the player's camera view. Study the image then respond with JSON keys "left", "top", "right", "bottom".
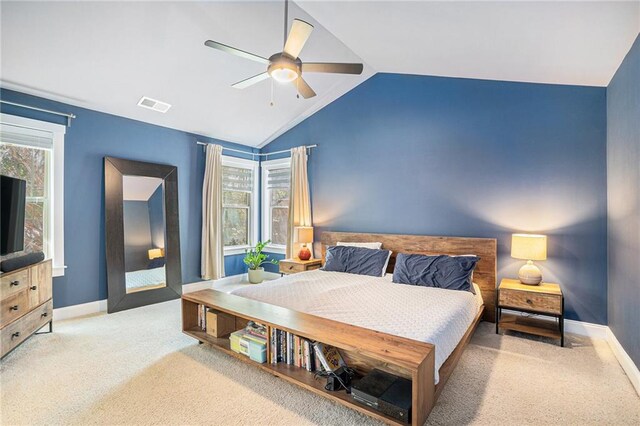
{"left": 279, "top": 258, "right": 322, "bottom": 275}
{"left": 496, "top": 278, "right": 564, "bottom": 346}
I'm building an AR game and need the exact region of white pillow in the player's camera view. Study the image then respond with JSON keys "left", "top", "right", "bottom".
{"left": 381, "top": 251, "right": 393, "bottom": 277}
{"left": 337, "top": 241, "right": 383, "bottom": 250}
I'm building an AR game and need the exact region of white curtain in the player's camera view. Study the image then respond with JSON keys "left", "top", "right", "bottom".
{"left": 286, "top": 146, "right": 312, "bottom": 259}
{"left": 201, "top": 144, "right": 225, "bottom": 279}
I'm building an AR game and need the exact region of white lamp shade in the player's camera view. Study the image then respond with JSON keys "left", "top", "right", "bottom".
{"left": 148, "top": 248, "right": 164, "bottom": 259}
{"left": 294, "top": 226, "right": 314, "bottom": 244}
{"left": 511, "top": 234, "right": 547, "bottom": 261}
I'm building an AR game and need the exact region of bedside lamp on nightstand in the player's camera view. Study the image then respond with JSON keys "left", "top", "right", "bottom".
{"left": 511, "top": 234, "right": 547, "bottom": 285}
{"left": 295, "top": 226, "right": 313, "bottom": 260}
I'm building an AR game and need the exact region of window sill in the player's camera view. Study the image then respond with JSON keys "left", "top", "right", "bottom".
{"left": 264, "top": 245, "right": 286, "bottom": 255}
{"left": 53, "top": 265, "right": 66, "bottom": 277}
{"left": 224, "top": 246, "right": 250, "bottom": 256}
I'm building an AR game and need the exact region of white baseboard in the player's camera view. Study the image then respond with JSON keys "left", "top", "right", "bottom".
{"left": 607, "top": 328, "right": 640, "bottom": 396}
{"left": 53, "top": 299, "right": 107, "bottom": 321}
{"left": 182, "top": 280, "right": 213, "bottom": 293}
{"left": 564, "top": 318, "right": 609, "bottom": 340}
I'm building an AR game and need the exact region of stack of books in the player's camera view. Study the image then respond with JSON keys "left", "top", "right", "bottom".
{"left": 196, "top": 304, "right": 207, "bottom": 331}
{"left": 269, "top": 329, "right": 345, "bottom": 373}
{"left": 230, "top": 321, "right": 268, "bottom": 363}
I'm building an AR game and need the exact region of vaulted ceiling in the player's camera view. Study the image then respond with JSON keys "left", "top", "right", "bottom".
{"left": 2, "top": 1, "right": 638, "bottom": 148}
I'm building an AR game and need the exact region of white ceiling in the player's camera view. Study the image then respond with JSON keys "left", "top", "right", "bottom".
{"left": 0, "top": 1, "right": 373, "bottom": 147}
{"left": 2, "top": 2, "right": 639, "bottom": 148}
{"left": 123, "top": 176, "right": 163, "bottom": 201}
{"left": 297, "top": 0, "right": 640, "bottom": 87}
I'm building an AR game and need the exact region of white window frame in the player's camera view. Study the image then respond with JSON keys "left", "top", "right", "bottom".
{"left": 0, "top": 113, "right": 65, "bottom": 277}
{"left": 261, "top": 157, "right": 291, "bottom": 254}
{"left": 221, "top": 155, "right": 259, "bottom": 256}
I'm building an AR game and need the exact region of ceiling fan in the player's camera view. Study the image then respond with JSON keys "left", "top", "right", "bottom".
{"left": 204, "top": 0, "right": 363, "bottom": 99}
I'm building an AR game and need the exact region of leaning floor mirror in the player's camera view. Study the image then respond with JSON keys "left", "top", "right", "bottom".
{"left": 104, "top": 157, "right": 182, "bottom": 313}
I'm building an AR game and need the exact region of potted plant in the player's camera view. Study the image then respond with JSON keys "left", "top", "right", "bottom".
{"left": 243, "top": 240, "right": 279, "bottom": 284}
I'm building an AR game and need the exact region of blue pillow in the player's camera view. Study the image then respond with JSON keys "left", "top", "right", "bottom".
{"left": 323, "top": 246, "right": 391, "bottom": 277}
{"left": 392, "top": 253, "right": 479, "bottom": 293}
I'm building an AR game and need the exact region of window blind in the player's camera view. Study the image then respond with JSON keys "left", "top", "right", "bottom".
{"left": 267, "top": 168, "right": 290, "bottom": 189}
{"left": 222, "top": 166, "right": 253, "bottom": 192}
{"left": 0, "top": 123, "right": 54, "bottom": 150}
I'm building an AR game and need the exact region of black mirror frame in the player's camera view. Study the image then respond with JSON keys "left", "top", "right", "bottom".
{"left": 104, "top": 157, "right": 182, "bottom": 313}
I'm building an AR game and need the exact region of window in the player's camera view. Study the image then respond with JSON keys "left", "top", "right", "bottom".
{"left": 221, "top": 156, "right": 258, "bottom": 255}
{"left": 0, "top": 114, "right": 65, "bottom": 276}
{"left": 261, "top": 158, "right": 291, "bottom": 253}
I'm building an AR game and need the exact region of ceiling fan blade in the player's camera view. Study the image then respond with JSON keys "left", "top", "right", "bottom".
{"left": 302, "top": 62, "right": 364, "bottom": 75}
{"left": 296, "top": 77, "right": 316, "bottom": 99}
{"left": 231, "top": 72, "right": 270, "bottom": 89}
{"left": 204, "top": 40, "right": 270, "bottom": 65}
{"left": 283, "top": 19, "right": 314, "bottom": 59}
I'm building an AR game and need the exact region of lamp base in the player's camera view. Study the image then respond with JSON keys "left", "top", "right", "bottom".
{"left": 518, "top": 260, "right": 542, "bottom": 285}
{"left": 298, "top": 246, "right": 311, "bottom": 261}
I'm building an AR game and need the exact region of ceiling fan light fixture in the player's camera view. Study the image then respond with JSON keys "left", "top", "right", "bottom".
{"left": 268, "top": 60, "right": 299, "bottom": 83}
{"left": 271, "top": 67, "right": 298, "bottom": 83}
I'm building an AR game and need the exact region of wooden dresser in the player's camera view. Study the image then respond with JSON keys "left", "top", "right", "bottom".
{"left": 1, "top": 259, "right": 53, "bottom": 358}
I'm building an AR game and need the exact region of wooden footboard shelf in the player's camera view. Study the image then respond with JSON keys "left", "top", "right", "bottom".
{"left": 182, "top": 289, "right": 439, "bottom": 425}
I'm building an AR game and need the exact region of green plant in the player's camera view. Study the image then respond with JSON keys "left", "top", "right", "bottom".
{"left": 243, "top": 240, "right": 279, "bottom": 270}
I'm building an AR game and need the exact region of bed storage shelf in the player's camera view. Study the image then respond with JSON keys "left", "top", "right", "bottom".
{"left": 182, "top": 290, "right": 439, "bottom": 426}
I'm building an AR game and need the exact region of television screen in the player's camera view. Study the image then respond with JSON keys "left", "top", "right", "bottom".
{"left": 1, "top": 175, "right": 26, "bottom": 255}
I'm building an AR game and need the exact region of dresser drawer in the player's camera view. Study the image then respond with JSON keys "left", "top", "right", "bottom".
{"left": 499, "top": 288, "right": 562, "bottom": 315}
{"left": 0, "top": 269, "right": 30, "bottom": 301}
{"left": 0, "top": 290, "right": 29, "bottom": 327}
{"left": 1, "top": 299, "right": 52, "bottom": 358}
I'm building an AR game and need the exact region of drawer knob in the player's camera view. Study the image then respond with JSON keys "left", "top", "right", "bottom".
{"left": 10, "top": 280, "right": 20, "bottom": 287}
{"left": 11, "top": 332, "right": 20, "bottom": 339}
{"left": 30, "top": 285, "right": 37, "bottom": 290}
{"left": 526, "top": 299, "right": 533, "bottom": 304}
{"left": 41, "top": 312, "right": 48, "bottom": 318}
{"left": 10, "top": 305, "right": 19, "bottom": 311}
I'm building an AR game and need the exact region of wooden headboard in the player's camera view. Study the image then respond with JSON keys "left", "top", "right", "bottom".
{"left": 320, "top": 231, "right": 497, "bottom": 322}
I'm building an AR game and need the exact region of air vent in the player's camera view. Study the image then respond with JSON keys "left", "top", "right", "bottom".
{"left": 137, "top": 96, "right": 171, "bottom": 113}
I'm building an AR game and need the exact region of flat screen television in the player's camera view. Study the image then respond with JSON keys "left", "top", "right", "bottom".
{"left": 1, "top": 175, "right": 26, "bottom": 255}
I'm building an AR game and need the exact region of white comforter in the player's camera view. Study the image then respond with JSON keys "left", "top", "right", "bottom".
{"left": 232, "top": 270, "right": 483, "bottom": 383}
{"left": 125, "top": 266, "right": 166, "bottom": 289}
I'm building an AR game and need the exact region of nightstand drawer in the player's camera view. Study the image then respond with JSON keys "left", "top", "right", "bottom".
{"left": 499, "top": 288, "right": 562, "bottom": 315}
{"left": 278, "top": 259, "right": 322, "bottom": 275}
{"left": 279, "top": 261, "right": 307, "bottom": 274}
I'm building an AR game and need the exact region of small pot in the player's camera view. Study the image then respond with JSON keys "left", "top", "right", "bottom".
{"left": 248, "top": 267, "right": 264, "bottom": 284}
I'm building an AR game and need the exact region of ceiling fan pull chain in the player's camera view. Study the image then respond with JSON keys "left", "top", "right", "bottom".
{"left": 270, "top": 78, "right": 275, "bottom": 107}
{"left": 296, "top": 78, "right": 300, "bottom": 99}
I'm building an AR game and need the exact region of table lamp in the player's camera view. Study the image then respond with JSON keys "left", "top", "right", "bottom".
{"left": 148, "top": 248, "right": 164, "bottom": 260}
{"left": 295, "top": 226, "right": 313, "bottom": 260}
{"left": 511, "top": 234, "right": 547, "bottom": 285}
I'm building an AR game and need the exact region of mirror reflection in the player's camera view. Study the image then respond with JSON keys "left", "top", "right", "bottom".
{"left": 122, "top": 175, "right": 166, "bottom": 293}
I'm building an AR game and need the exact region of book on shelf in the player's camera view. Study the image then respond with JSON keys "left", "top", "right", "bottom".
{"left": 313, "top": 342, "right": 345, "bottom": 372}
{"left": 268, "top": 328, "right": 318, "bottom": 372}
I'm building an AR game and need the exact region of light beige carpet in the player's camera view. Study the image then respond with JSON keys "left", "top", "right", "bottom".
{"left": 1, "top": 299, "right": 638, "bottom": 425}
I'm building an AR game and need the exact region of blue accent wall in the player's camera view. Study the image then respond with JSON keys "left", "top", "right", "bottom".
{"left": 607, "top": 34, "right": 640, "bottom": 366}
{"left": 262, "top": 73, "right": 608, "bottom": 324}
{"left": 1, "top": 88, "right": 254, "bottom": 308}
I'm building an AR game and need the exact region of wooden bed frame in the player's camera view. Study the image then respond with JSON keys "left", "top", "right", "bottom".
{"left": 182, "top": 232, "right": 496, "bottom": 425}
